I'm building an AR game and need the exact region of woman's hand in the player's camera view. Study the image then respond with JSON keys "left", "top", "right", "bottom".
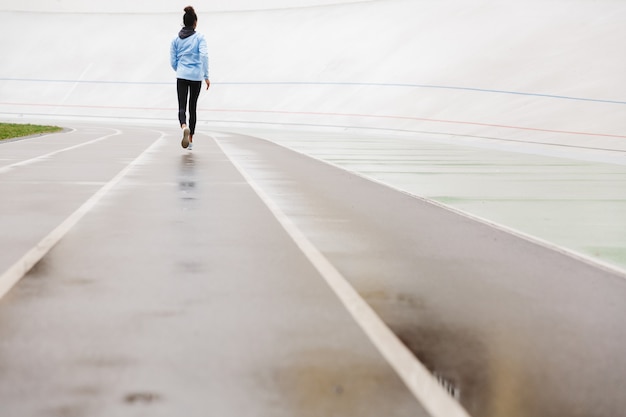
{"left": 205, "top": 79, "right": 211, "bottom": 90}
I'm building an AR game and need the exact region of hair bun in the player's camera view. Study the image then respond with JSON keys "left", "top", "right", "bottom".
{"left": 182, "top": 5, "right": 198, "bottom": 27}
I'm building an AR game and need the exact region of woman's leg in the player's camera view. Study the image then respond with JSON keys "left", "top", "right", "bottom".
{"left": 177, "top": 78, "right": 189, "bottom": 127}
{"left": 188, "top": 81, "right": 202, "bottom": 136}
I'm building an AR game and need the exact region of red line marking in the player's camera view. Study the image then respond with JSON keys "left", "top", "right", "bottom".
{"left": 205, "top": 108, "right": 626, "bottom": 140}
{"left": 2, "top": 102, "right": 625, "bottom": 140}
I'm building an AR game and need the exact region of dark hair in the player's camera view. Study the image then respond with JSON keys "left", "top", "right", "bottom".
{"left": 183, "top": 6, "right": 197, "bottom": 27}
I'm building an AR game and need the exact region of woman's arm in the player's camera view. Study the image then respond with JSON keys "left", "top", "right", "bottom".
{"left": 170, "top": 39, "right": 178, "bottom": 71}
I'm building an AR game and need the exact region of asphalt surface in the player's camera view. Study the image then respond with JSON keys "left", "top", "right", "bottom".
{"left": 0, "top": 126, "right": 428, "bottom": 417}
{"left": 1, "top": 125, "right": 626, "bottom": 417}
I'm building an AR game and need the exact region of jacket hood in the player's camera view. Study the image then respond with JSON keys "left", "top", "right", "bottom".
{"left": 178, "top": 26, "right": 196, "bottom": 39}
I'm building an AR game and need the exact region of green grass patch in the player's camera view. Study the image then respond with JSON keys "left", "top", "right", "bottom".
{"left": 0, "top": 123, "right": 62, "bottom": 141}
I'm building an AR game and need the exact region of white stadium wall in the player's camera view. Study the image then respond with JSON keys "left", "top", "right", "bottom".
{"left": 0, "top": 0, "right": 625, "bottom": 150}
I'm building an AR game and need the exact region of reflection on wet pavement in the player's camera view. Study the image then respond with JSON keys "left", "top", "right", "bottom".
{"left": 178, "top": 153, "right": 196, "bottom": 203}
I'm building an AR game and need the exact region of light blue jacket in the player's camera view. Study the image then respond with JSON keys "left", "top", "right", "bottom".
{"left": 170, "top": 31, "right": 209, "bottom": 81}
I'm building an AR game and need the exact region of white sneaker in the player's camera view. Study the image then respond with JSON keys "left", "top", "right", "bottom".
{"left": 188, "top": 142, "right": 193, "bottom": 150}
{"left": 181, "top": 127, "right": 190, "bottom": 148}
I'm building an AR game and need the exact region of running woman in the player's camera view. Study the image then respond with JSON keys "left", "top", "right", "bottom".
{"left": 170, "top": 6, "right": 210, "bottom": 150}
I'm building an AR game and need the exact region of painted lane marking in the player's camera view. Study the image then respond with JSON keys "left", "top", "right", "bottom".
{"left": 2, "top": 78, "right": 625, "bottom": 105}
{"left": 0, "top": 132, "right": 166, "bottom": 300}
{"left": 205, "top": 108, "right": 626, "bottom": 140}
{"left": 0, "top": 102, "right": 174, "bottom": 112}
{"left": 213, "top": 135, "right": 472, "bottom": 417}
{"left": 0, "top": 128, "right": 121, "bottom": 174}
{"left": 2, "top": 102, "right": 625, "bottom": 142}
{"left": 221, "top": 81, "right": 626, "bottom": 106}
{"left": 254, "top": 133, "right": 626, "bottom": 279}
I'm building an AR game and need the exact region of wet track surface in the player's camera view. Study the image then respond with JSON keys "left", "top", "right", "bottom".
{"left": 1, "top": 125, "right": 626, "bottom": 417}
{"left": 0, "top": 126, "right": 426, "bottom": 417}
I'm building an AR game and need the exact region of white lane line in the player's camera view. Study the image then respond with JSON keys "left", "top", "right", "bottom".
{"left": 213, "top": 136, "right": 472, "bottom": 417}
{"left": 246, "top": 132, "right": 626, "bottom": 279}
{"left": 0, "top": 128, "right": 121, "bottom": 174}
{"left": 0, "top": 132, "right": 166, "bottom": 300}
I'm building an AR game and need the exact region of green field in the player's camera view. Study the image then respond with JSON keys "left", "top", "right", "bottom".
{"left": 0, "top": 123, "right": 62, "bottom": 141}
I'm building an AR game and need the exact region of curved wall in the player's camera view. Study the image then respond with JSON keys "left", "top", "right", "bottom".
{"left": 0, "top": 0, "right": 625, "bottom": 150}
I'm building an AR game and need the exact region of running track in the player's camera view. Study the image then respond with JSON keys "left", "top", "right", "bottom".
{"left": 1, "top": 125, "right": 626, "bottom": 417}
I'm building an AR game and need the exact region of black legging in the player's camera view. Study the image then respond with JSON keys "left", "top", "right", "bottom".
{"left": 177, "top": 78, "right": 202, "bottom": 135}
